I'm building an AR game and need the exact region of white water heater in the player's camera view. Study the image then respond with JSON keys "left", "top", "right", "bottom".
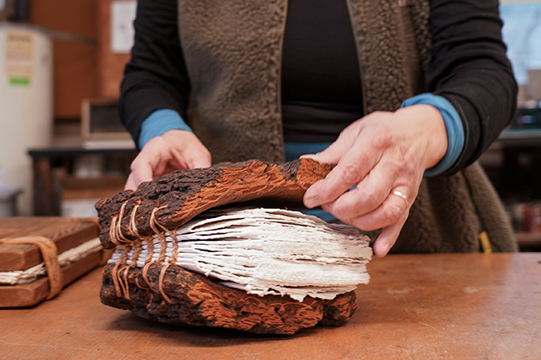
{"left": 0, "top": 23, "right": 53, "bottom": 215}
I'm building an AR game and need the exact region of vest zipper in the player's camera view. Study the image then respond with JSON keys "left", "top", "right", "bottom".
{"left": 277, "top": 0, "right": 289, "bottom": 149}
{"left": 345, "top": 0, "right": 368, "bottom": 116}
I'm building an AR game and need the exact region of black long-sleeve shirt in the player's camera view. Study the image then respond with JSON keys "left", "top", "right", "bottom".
{"left": 119, "top": 0, "right": 517, "bottom": 175}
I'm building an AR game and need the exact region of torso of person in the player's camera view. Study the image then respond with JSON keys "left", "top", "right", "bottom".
{"left": 281, "top": 0, "right": 364, "bottom": 143}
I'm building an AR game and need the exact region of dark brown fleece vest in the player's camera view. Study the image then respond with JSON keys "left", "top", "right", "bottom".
{"left": 176, "top": 0, "right": 517, "bottom": 253}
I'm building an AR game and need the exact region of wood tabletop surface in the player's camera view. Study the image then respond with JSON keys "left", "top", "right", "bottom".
{"left": 1, "top": 253, "right": 540, "bottom": 360}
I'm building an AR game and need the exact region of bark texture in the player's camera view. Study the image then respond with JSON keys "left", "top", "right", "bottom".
{"left": 101, "top": 263, "right": 357, "bottom": 335}
{"left": 95, "top": 159, "right": 333, "bottom": 249}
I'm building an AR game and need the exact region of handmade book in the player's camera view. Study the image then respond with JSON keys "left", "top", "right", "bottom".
{"left": 0, "top": 217, "right": 107, "bottom": 307}
{"left": 97, "top": 159, "right": 372, "bottom": 334}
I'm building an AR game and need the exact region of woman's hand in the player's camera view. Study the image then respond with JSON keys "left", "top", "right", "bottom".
{"left": 303, "top": 105, "right": 448, "bottom": 257}
{"left": 125, "top": 130, "right": 211, "bottom": 191}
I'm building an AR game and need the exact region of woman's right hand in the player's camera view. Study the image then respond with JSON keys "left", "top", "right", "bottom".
{"left": 125, "top": 129, "right": 212, "bottom": 190}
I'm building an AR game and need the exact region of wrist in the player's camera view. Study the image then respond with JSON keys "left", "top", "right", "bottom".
{"left": 139, "top": 109, "right": 192, "bottom": 149}
{"left": 401, "top": 93, "right": 465, "bottom": 176}
{"left": 395, "top": 105, "right": 448, "bottom": 170}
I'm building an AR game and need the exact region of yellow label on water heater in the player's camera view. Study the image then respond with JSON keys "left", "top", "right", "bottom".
{"left": 5, "top": 29, "right": 34, "bottom": 86}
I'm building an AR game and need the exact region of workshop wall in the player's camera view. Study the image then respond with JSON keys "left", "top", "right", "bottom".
{"left": 30, "top": 0, "right": 99, "bottom": 119}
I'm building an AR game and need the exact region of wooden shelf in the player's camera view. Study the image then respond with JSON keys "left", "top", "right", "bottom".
{"left": 28, "top": 146, "right": 136, "bottom": 216}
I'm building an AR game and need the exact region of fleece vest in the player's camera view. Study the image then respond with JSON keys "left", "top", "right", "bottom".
{"left": 176, "top": 0, "right": 517, "bottom": 253}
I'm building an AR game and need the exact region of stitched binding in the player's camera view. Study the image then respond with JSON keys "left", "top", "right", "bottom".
{"left": 111, "top": 244, "right": 131, "bottom": 298}
{"left": 141, "top": 206, "right": 166, "bottom": 288}
{"left": 129, "top": 203, "right": 141, "bottom": 238}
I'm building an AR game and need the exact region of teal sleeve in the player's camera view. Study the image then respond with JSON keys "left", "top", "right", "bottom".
{"left": 138, "top": 109, "right": 192, "bottom": 149}
{"left": 401, "top": 93, "right": 465, "bottom": 176}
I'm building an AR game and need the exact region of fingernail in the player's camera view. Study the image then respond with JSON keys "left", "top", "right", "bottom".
{"left": 304, "top": 196, "right": 318, "bottom": 209}
{"left": 376, "top": 242, "right": 390, "bottom": 257}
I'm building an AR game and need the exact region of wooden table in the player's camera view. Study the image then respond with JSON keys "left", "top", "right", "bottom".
{"left": 1, "top": 253, "right": 540, "bottom": 359}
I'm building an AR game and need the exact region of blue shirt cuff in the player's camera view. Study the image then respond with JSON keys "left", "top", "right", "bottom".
{"left": 401, "top": 93, "right": 465, "bottom": 176}
{"left": 139, "top": 109, "right": 192, "bottom": 149}
{"left": 283, "top": 141, "right": 332, "bottom": 162}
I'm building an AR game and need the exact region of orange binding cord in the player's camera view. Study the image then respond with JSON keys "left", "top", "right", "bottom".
{"left": 156, "top": 228, "right": 176, "bottom": 304}
{"left": 135, "top": 275, "right": 144, "bottom": 290}
{"left": 109, "top": 203, "right": 133, "bottom": 247}
{"left": 156, "top": 230, "right": 168, "bottom": 266}
{"left": 129, "top": 203, "right": 141, "bottom": 238}
{"left": 109, "top": 215, "right": 119, "bottom": 246}
{"left": 157, "top": 228, "right": 180, "bottom": 304}
{"left": 116, "top": 202, "right": 132, "bottom": 245}
{"left": 0, "top": 236, "right": 64, "bottom": 300}
{"left": 142, "top": 206, "right": 166, "bottom": 288}
{"left": 128, "top": 203, "right": 148, "bottom": 290}
{"left": 118, "top": 244, "right": 132, "bottom": 299}
{"left": 111, "top": 261, "right": 123, "bottom": 298}
{"left": 128, "top": 237, "right": 141, "bottom": 290}
{"left": 122, "top": 238, "right": 143, "bottom": 300}
{"left": 150, "top": 207, "right": 171, "bottom": 263}
{"left": 142, "top": 235, "right": 155, "bottom": 288}
{"left": 158, "top": 263, "right": 173, "bottom": 304}
{"left": 114, "top": 204, "right": 134, "bottom": 299}
{"left": 119, "top": 265, "right": 131, "bottom": 300}
{"left": 112, "top": 244, "right": 132, "bottom": 298}
{"left": 149, "top": 205, "right": 169, "bottom": 234}
{"left": 149, "top": 205, "right": 174, "bottom": 303}
{"left": 131, "top": 237, "right": 143, "bottom": 268}
{"left": 170, "top": 228, "right": 179, "bottom": 266}
{"left": 136, "top": 267, "right": 149, "bottom": 290}
{"left": 133, "top": 237, "right": 151, "bottom": 290}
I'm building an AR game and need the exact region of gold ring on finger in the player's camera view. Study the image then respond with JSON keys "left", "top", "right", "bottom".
{"left": 391, "top": 190, "right": 410, "bottom": 208}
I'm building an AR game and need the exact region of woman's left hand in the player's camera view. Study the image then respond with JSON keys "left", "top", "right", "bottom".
{"left": 303, "top": 105, "right": 448, "bottom": 257}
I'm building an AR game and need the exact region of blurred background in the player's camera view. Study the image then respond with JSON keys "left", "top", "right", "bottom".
{"left": 0, "top": 0, "right": 135, "bottom": 220}
{"left": 0, "top": 0, "right": 540, "bottom": 251}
